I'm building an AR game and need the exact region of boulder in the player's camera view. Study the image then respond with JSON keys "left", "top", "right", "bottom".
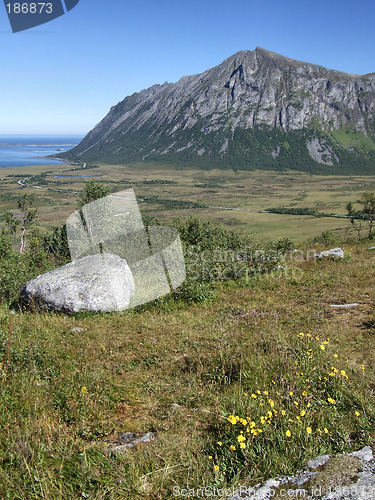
{"left": 21, "top": 253, "right": 135, "bottom": 313}
{"left": 314, "top": 247, "right": 344, "bottom": 259}
{"left": 227, "top": 446, "right": 375, "bottom": 500}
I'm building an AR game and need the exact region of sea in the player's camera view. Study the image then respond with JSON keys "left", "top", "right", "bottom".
{"left": 0, "top": 135, "right": 84, "bottom": 168}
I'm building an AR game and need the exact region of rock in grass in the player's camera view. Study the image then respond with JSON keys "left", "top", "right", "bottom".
{"left": 110, "top": 432, "right": 156, "bottom": 454}
{"left": 314, "top": 247, "right": 344, "bottom": 259}
{"left": 21, "top": 253, "right": 135, "bottom": 313}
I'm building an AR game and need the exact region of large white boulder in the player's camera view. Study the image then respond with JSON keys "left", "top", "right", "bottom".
{"left": 21, "top": 253, "right": 135, "bottom": 313}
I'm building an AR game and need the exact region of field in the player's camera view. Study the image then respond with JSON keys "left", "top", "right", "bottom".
{"left": 1, "top": 161, "right": 375, "bottom": 498}
{"left": 1, "top": 160, "right": 375, "bottom": 240}
{"left": 1, "top": 240, "right": 375, "bottom": 498}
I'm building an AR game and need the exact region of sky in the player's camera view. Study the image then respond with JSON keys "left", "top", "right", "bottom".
{"left": 0, "top": 0, "right": 374, "bottom": 135}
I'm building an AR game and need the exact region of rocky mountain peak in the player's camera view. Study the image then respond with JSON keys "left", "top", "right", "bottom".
{"left": 60, "top": 48, "right": 375, "bottom": 174}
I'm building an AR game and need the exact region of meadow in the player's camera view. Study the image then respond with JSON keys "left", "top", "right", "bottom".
{"left": 1, "top": 160, "right": 375, "bottom": 240}
{"left": 0, "top": 162, "right": 374, "bottom": 498}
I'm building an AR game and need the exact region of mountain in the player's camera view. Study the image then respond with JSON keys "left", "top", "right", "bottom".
{"left": 61, "top": 48, "right": 375, "bottom": 174}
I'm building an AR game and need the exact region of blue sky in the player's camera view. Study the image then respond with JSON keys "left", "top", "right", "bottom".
{"left": 1, "top": 0, "right": 374, "bottom": 134}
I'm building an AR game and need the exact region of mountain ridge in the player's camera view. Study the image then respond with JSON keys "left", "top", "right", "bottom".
{"left": 60, "top": 48, "right": 375, "bottom": 174}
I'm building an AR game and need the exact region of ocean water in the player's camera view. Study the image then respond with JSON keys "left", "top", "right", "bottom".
{"left": 0, "top": 135, "right": 83, "bottom": 168}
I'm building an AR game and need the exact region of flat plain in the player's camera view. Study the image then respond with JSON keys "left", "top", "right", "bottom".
{"left": 1, "top": 161, "right": 375, "bottom": 241}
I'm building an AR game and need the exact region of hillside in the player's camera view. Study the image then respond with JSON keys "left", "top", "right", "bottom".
{"left": 1, "top": 234, "right": 374, "bottom": 498}
{"left": 59, "top": 48, "right": 375, "bottom": 174}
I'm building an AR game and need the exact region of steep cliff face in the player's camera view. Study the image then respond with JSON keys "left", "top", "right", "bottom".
{"left": 62, "top": 48, "right": 375, "bottom": 173}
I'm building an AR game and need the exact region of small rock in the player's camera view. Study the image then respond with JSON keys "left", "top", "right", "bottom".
{"left": 314, "top": 248, "right": 344, "bottom": 259}
{"left": 69, "top": 327, "right": 87, "bottom": 334}
{"left": 110, "top": 432, "right": 156, "bottom": 454}
{"left": 118, "top": 432, "right": 137, "bottom": 444}
{"left": 329, "top": 303, "right": 359, "bottom": 308}
{"left": 349, "top": 446, "right": 374, "bottom": 462}
{"left": 307, "top": 454, "right": 331, "bottom": 469}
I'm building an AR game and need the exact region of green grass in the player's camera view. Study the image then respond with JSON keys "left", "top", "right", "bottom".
{"left": 2, "top": 163, "right": 375, "bottom": 241}
{"left": 0, "top": 237, "right": 374, "bottom": 498}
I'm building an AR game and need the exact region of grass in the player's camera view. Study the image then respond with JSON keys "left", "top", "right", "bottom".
{"left": 2, "top": 162, "right": 375, "bottom": 241}
{"left": 0, "top": 237, "right": 374, "bottom": 498}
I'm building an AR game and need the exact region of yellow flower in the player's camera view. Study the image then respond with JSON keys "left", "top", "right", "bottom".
{"left": 267, "top": 411, "right": 273, "bottom": 419}
{"left": 324, "top": 428, "right": 329, "bottom": 434}
{"left": 250, "top": 421, "right": 256, "bottom": 428}
{"left": 242, "top": 419, "right": 248, "bottom": 426}
{"left": 294, "top": 401, "right": 298, "bottom": 406}
{"left": 328, "top": 398, "right": 336, "bottom": 404}
{"left": 244, "top": 392, "right": 248, "bottom": 396}
{"left": 340, "top": 370, "right": 348, "bottom": 379}
{"left": 360, "top": 364, "right": 365, "bottom": 370}
{"left": 320, "top": 345, "right": 325, "bottom": 351}
{"left": 214, "top": 465, "right": 219, "bottom": 471}
{"left": 230, "top": 445, "right": 236, "bottom": 450}
{"left": 302, "top": 391, "right": 307, "bottom": 396}
{"left": 237, "top": 435, "right": 246, "bottom": 442}
{"left": 286, "top": 430, "right": 291, "bottom": 437}
{"left": 334, "top": 354, "right": 338, "bottom": 358}
{"left": 269, "top": 399, "right": 275, "bottom": 407}
{"left": 209, "top": 455, "right": 213, "bottom": 459}
{"left": 355, "top": 411, "right": 360, "bottom": 417}
{"left": 240, "top": 442, "right": 246, "bottom": 449}
{"left": 256, "top": 390, "right": 261, "bottom": 395}
{"left": 281, "top": 410, "right": 286, "bottom": 416}
{"left": 251, "top": 393, "right": 257, "bottom": 398}
{"left": 300, "top": 410, "right": 306, "bottom": 416}
{"left": 289, "top": 391, "right": 294, "bottom": 396}
{"left": 81, "top": 386, "right": 87, "bottom": 394}
{"left": 263, "top": 391, "right": 269, "bottom": 395}
{"left": 306, "top": 427, "right": 312, "bottom": 434}
{"left": 218, "top": 441, "right": 223, "bottom": 446}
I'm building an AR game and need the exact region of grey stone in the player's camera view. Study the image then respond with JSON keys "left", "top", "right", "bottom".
{"left": 349, "top": 446, "right": 374, "bottom": 462}
{"left": 110, "top": 432, "right": 156, "bottom": 454}
{"left": 330, "top": 303, "right": 359, "bottom": 308}
{"left": 69, "top": 327, "right": 87, "bottom": 333}
{"left": 307, "top": 454, "right": 331, "bottom": 469}
{"left": 118, "top": 432, "right": 137, "bottom": 444}
{"left": 21, "top": 253, "right": 135, "bottom": 313}
{"left": 226, "top": 446, "right": 375, "bottom": 500}
{"left": 314, "top": 248, "right": 344, "bottom": 259}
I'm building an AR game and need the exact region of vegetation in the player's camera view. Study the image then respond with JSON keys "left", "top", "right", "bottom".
{"left": 0, "top": 180, "right": 374, "bottom": 498}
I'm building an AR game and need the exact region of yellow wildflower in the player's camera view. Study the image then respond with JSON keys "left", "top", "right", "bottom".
{"left": 286, "top": 430, "right": 291, "bottom": 437}
{"left": 214, "top": 465, "right": 219, "bottom": 471}
{"left": 306, "top": 427, "right": 312, "bottom": 434}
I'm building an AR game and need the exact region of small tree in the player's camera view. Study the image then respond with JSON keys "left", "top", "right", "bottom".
{"left": 359, "top": 192, "right": 375, "bottom": 239}
{"left": 76, "top": 179, "right": 110, "bottom": 209}
{"left": 4, "top": 210, "right": 20, "bottom": 236}
{"left": 18, "top": 194, "right": 37, "bottom": 253}
{"left": 346, "top": 201, "right": 361, "bottom": 241}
